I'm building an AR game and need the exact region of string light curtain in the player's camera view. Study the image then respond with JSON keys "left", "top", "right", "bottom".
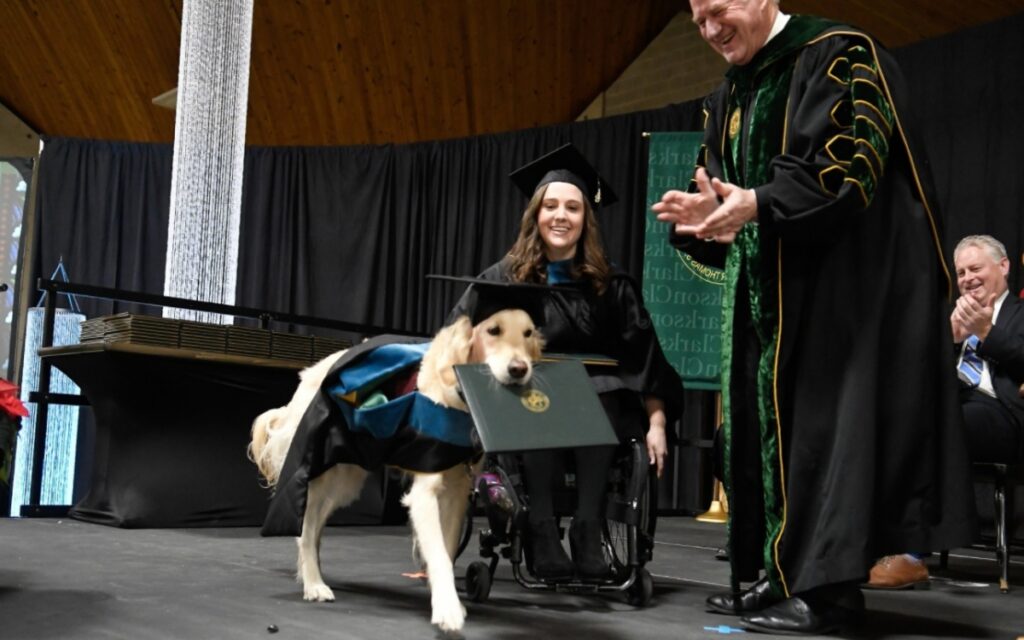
{"left": 9, "top": 308, "right": 82, "bottom": 515}
{"left": 163, "top": 0, "right": 254, "bottom": 323}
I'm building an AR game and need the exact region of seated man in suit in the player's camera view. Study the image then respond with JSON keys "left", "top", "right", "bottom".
{"left": 869, "top": 234, "right": 1024, "bottom": 588}
{"left": 951, "top": 234, "right": 1024, "bottom": 463}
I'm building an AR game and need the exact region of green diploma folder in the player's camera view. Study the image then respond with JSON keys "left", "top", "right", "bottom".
{"left": 454, "top": 360, "right": 618, "bottom": 452}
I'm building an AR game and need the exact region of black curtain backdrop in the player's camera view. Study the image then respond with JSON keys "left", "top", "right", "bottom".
{"left": 892, "top": 12, "right": 1024, "bottom": 294}
{"left": 33, "top": 103, "right": 701, "bottom": 336}
{"left": 31, "top": 140, "right": 173, "bottom": 316}
{"left": 30, "top": 12, "right": 1024, "bottom": 333}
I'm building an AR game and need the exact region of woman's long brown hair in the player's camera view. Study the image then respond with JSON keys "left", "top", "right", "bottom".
{"left": 504, "top": 183, "right": 611, "bottom": 294}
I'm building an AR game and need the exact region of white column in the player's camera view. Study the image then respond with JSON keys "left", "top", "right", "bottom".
{"left": 164, "top": 0, "right": 254, "bottom": 323}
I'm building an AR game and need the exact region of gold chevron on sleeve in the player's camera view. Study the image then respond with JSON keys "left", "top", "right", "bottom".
{"left": 818, "top": 164, "right": 846, "bottom": 196}
{"left": 852, "top": 77, "right": 885, "bottom": 101}
{"left": 850, "top": 62, "right": 879, "bottom": 78}
{"left": 829, "top": 100, "right": 853, "bottom": 129}
{"left": 824, "top": 134, "right": 854, "bottom": 165}
{"left": 843, "top": 176, "right": 869, "bottom": 208}
{"left": 854, "top": 99, "right": 893, "bottom": 135}
{"left": 826, "top": 56, "right": 851, "bottom": 86}
{"left": 852, "top": 152, "right": 878, "bottom": 182}
{"left": 855, "top": 115, "right": 890, "bottom": 154}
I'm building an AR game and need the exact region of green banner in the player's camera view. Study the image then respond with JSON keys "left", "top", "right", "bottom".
{"left": 642, "top": 132, "right": 723, "bottom": 391}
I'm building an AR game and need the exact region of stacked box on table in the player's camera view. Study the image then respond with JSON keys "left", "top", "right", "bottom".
{"left": 312, "top": 335, "right": 352, "bottom": 361}
{"left": 180, "top": 321, "right": 228, "bottom": 353}
{"left": 270, "top": 331, "right": 313, "bottom": 362}
{"left": 226, "top": 326, "right": 271, "bottom": 358}
{"left": 80, "top": 313, "right": 181, "bottom": 348}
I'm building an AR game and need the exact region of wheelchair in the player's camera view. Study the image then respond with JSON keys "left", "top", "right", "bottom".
{"left": 456, "top": 438, "right": 658, "bottom": 607}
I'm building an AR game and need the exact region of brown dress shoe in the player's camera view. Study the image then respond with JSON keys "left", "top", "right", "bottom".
{"left": 866, "top": 554, "right": 930, "bottom": 590}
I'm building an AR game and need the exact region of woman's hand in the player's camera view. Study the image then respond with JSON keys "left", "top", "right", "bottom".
{"left": 644, "top": 396, "right": 668, "bottom": 478}
{"left": 646, "top": 424, "right": 667, "bottom": 479}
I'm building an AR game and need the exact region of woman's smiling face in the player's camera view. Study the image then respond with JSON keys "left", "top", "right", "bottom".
{"left": 536, "top": 181, "right": 585, "bottom": 261}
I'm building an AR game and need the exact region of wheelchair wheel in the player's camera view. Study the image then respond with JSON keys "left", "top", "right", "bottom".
{"left": 626, "top": 567, "right": 654, "bottom": 607}
{"left": 454, "top": 494, "right": 475, "bottom": 561}
{"left": 465, "top": 561, "right": 492, "bottom": 602}
{"left": 604, "top": 442, "right": 658, "bottom": 573}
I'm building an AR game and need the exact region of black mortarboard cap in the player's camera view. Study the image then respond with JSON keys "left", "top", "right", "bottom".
{"left": 428, "top": 274, "right": 575, "bottom": 327}
{"left": 509, "top": 143, "right": 618, "bottom": 208}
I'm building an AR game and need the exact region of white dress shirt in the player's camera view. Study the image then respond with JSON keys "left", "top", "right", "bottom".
{"left": 958, "top": 289, "right": 1009, "bottom": 397}
{"left": 766, "top": 11, "right": 791, "bottom": 44}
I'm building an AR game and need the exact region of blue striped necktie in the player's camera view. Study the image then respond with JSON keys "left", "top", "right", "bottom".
{"left": 958, "top": 334, "right": 984, "bottom": 387}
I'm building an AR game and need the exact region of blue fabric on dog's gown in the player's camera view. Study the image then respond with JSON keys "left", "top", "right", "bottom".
{"left": 261, "top": 335, "right": 479, "bottom": 537}
{"left": 327, "top": 342, "right": 474, "bottom": 448}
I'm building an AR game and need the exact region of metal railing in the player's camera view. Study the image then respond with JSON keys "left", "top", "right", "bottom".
{"left": 22, "top": 278, "right": 414, "bottom": 515}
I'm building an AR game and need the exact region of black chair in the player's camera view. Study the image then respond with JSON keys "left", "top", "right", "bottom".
{"left": 940, "top": 462, "right": 1024, "bottom": 592}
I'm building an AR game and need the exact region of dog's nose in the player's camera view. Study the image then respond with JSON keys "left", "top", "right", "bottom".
{"left": 507, "top": 359, "right": 529, "bottom": 380}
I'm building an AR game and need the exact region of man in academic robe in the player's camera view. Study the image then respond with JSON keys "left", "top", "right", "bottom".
{"left": 652, "top": 0, "right": 976, "bottom": 634}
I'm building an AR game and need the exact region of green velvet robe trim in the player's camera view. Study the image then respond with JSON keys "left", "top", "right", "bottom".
{"left": 847, "top": 45, "right": 894, "bottom": 205}
{"left": 717, "top": 14, "right": 837, "bottom": 598}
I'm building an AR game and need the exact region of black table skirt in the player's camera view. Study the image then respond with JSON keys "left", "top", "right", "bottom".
{"left": 42, "top": 344, "right": 395, "bottom": 528}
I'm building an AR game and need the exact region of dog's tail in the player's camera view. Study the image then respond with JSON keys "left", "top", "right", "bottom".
{"left": 248, "top": 407, "right": 293, "bottom": 487}
{"left": 248, "top": 350, "right": 348, "bottom": 487}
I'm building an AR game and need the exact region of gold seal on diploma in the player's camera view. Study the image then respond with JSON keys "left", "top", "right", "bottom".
{"left": 520, "top": 389, "right": 550, "bottom": 413}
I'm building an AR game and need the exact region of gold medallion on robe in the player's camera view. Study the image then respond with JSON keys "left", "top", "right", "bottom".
{"left": 728, "top": 107, "right": 742, "bottom": 139}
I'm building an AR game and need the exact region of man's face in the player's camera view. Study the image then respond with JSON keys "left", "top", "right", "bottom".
{"left": 955, "top": 244, "right": 1009, "bottom": 303}
{"left": 690, "top": 0, "right": 776, "bottom": 66}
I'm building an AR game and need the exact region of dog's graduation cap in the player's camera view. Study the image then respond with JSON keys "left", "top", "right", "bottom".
{"left": 509, "top": 143, "right": 618, "bottom": 208}
{"left": 427, "top": 274, "right": 572, "bottom": 326}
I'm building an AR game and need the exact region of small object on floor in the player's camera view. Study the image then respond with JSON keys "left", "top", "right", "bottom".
{"left": 402, "top": 571, "right": 429, "bottom": 580}
{"left": 716, "top": 547, "right": 729, "bottom": 561}
{"left": 267, "top": 623, "right": 279, "bottom": 633}
{"left": 703, "top": 624, "right": 746, "bottom": 634}
{"left": 865, "top": 554, "right": 930, "bottom": 590}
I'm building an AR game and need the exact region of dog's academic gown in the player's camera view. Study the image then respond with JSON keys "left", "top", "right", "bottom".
{"left": 261, "top": 334, "right": 478, "bottom": 537}
{"left": 671, "top": 16, "right": 976, "bottom": 596}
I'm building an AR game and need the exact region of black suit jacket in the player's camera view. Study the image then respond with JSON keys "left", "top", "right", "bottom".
{"left": 974, "top": 294, "right": 1024, "bottom": 425}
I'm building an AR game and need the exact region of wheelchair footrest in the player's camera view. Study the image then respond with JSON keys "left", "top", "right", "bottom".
{"left": 553, "top": 582, "right": 602, "bottom": 594}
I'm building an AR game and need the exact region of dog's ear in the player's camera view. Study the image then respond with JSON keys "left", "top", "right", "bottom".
{"left": 420, "top": 315, "right": 473, "bottom": 392}
{"left": 436, "top": 315, "right": 474, "bottom": 366}
{"left": 528, "top": 326, "right": 545, "bottom": 362}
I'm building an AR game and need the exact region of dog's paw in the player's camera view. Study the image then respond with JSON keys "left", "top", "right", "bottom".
{"left": 430, "top": 595, "right": 466, "bottom": 633}
{"left": 303, "top": 582, "right": 335, "bottom": 602}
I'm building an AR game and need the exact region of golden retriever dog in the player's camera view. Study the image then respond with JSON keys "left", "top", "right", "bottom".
{"left": 249, "top": 309, "right": 542, "bottom": 633}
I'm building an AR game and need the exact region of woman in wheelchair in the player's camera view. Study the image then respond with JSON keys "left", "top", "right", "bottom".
{"left": 448, "top": 144, "right": 684, "bottom": 580}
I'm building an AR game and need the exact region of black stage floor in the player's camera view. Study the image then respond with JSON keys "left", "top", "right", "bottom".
{"left": 1, "top": 516, "right": 1021, "bottom": 639}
